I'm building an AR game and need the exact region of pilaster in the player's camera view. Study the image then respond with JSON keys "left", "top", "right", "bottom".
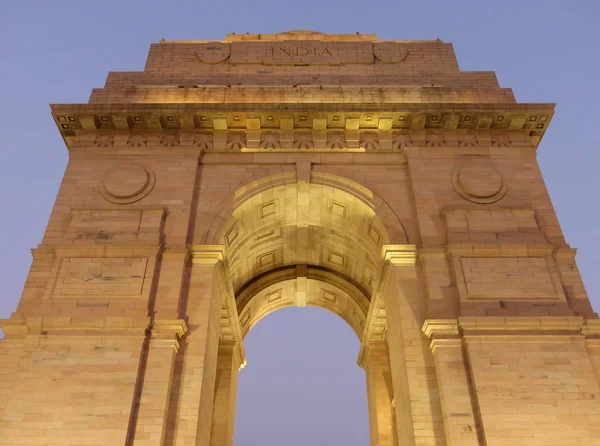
{"left": 164, "top": 245, "right": 227, "bottom": 446}
{"left": 380, "top": 245, "right": 445, "bottom": 446}
{"left": 210, "top": 341, "right": 243, "bottom": 446}
{"left": 422, "top": 320, "right": 484, "bottom": 446}
{"left": 363, "top": 342, "right": 396, "bottom": 446}
{"left": 130, "top": 320, "right": 187, "bottom": 445}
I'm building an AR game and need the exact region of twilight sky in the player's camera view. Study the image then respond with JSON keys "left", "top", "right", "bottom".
{"left": 0, "top": 1, "right": 599, "bottom": 445}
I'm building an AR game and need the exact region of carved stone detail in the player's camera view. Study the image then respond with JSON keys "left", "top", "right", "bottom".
{"left": 359, "top": 132, "right": 380, "bottom": 150}
{"left": 425, "top": 133, "right": 445, "bottom": 147}
{"left": 93, "top": 132, "right": 114, "bottom": 148}
{"left": 491, "top": 133, "right": 512, "bottom": 147}
{"left": 458, "top": 133, "right": 478, "bottom": 147}
{"left": 293, "top": 131, "right": 314, "bottom": 150}
{"left": 226, "top": 132, "right": 246, "bottom": 151}
{"left": 326, "top": 131, "right": 347, "bottom": 149}
{"left": 392, "top": 132, "right": 412, "bottom": 150}
{"left": 194, "top": 132, "right": 214, "bottom": 150}
{"left": 259, "top": 131, "right": 281, "bottom": 150}
{"left": 127, "top": 132, "right": 147, "bottom": 147}
{"left": 160, "top": 132, "right": 180, "bottom": 147}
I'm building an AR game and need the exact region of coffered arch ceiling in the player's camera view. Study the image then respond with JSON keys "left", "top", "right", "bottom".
{"left": 211, "top": 173, "right": 408, "bottom": 342}
{"left": 220, "top": 182, "right": 393, "bottom": 296}
{"left": 235, "top": 267, "right": 370, "bottom": 339}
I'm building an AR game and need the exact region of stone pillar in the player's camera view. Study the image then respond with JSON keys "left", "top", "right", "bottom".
{"left": 164, "top": 246, "right": 227, "bottom": 446}
{"left": 422, "top": 320, "right": 484, "bottom": 446}
{"left": 130, "top": 320, "right": 187, "bottom": 445}
{"left": 364, "top": 342, "right": 396, "bottom": 446}
{"left": 210, "top": 341, "right": 242, "bottom": 446}
{"left": 381, "top": 245, "right": 445, "bottom": 446}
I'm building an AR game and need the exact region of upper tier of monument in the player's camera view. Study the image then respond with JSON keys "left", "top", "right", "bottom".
{"left": 87, "top": 31, "right": 516, "bottom": 105}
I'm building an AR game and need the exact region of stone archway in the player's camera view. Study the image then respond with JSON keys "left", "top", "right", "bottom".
{"left": 203, "top": 176, "right": 411, "bottom": 446}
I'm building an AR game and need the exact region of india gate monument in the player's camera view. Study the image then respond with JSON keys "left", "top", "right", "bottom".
{"left": 1, "top": 30, "right": 600, "bottom": 446}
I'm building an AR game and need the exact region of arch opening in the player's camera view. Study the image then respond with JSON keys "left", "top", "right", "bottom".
{"left": 234, "top": 306, "right": 371, "bottom": 446}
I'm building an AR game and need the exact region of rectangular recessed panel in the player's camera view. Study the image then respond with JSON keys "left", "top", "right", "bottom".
{"left": 329, "top": 252, "right": 347, "bottom": 268}
{"left": 367, "top": 224, "right": 381, "bottom": 244}
{"left": 461, "top": 257, "right": 556, "bottom": 299}
{"left": 321, "top": 289, "right": 337, "bottom": 303}
{"left": 240, "top": 310, "right": 251, "bottom": 327}
{"left": 258, "top": 252, "right": 276, "bottom": 268}
{"left": 225, "top": 222, "right": 239, "bottom": 245}
{"left": 266, "top": 289, "right": 282, "bottom": 303}
{"left": 259, "top": 201, "right": 277, "bottom": 218}
{"left": 53, "top": 257, "right": 147, "bottom": 296}
{"left": 329, "top": 201, "right": 347, "bottom": 217}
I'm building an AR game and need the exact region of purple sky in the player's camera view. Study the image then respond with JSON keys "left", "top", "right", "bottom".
{"left": 1, "top": 2, "right": 599, "bottom": 445}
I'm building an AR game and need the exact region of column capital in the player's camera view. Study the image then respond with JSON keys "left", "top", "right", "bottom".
{"left": 189, "top": 244, "right": 226, "bottom": 264}
{"left": 381, "top": 244, "right": 417, "bottom": 265}
{"left": 151, "top": 319, "right": 188, "bottom": 338}
{"left": 422, "top": 319, "right": 460, "bottom": 338}
{"left": 422, "top": 319, "right": 461, "bottom": 353}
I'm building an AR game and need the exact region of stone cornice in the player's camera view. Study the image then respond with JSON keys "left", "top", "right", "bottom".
{"left": 51, "top": 103, "right": 554, "bottom": 149}
{"left": 51, "top": 102, "right": 555, "bottom": 114}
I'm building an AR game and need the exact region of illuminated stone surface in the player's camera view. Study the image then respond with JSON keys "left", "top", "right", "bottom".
{"left": 1, "top": 30, "right": 599, "bottom": 446}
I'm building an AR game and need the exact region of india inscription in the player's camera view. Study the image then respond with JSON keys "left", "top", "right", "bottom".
{"left": 270, "top": 45, "right": 332, "bottom": 57}
{"left": 0, "top": 30, "right": 599, "bottom": 446}
{"left": 229, "top": 40, "right": 374, "bottom": 65}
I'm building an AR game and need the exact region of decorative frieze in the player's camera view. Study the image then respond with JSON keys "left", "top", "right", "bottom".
{"left": 52, "top": 105, "right": 553, "bottom": 150}
{"left": 68, "top": 128, "right": 540, "bottom": 152}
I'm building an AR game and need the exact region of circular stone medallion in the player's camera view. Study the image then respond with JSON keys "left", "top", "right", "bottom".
{"left": 452, "top": 165, "right": 506, "bottom": 204}
{"left": 196, "top": 43, "right": 231, "bottom": 64}
{"left": 100, "top": 164, "right": 155, "bottom": 204}
{"left": 373, "top": 42, "right": 409, "bottom": 64}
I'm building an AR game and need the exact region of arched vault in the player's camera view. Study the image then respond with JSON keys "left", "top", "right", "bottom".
{"left": 211, "top": 173, "right": 409, "bottom": 344}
